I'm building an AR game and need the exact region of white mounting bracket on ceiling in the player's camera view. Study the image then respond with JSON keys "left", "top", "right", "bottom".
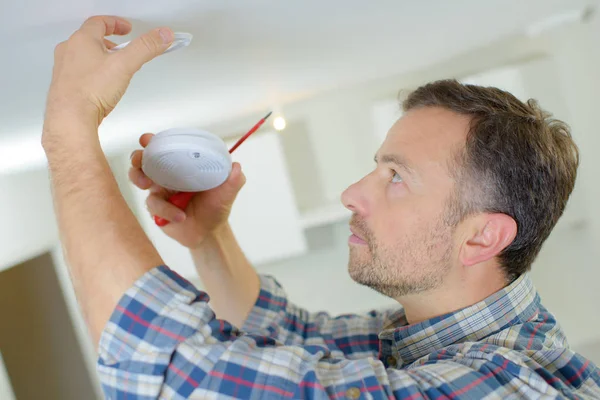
{"left": 109, "top": 32, "right": 193, "bottom": 54}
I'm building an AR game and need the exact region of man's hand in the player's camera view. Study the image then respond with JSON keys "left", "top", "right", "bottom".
{"left": 43, "top": 16, "right": 173, "bottom": 139}
{"left": 129, "top": 133, "right": 247, "bottom": 248}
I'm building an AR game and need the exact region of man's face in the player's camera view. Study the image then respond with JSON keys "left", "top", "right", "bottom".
{"left": 341, "top": 106, "right": 471, "bottom": 299}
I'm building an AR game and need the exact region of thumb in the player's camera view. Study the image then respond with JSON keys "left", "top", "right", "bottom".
{"left": 223, "top": 162, "right": 246, "bottom": 196}
{"left": 118, "top": 27, "right": 174, "bottom": 74}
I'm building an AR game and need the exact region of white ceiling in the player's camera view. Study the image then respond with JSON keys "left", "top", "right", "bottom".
{"left": 0, "top": 0, "right": 591, "bottom": 171}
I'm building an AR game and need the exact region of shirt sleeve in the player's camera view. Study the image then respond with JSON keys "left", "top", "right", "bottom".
{"left": 97, "top": 266, "right": 555, "bottom": 399}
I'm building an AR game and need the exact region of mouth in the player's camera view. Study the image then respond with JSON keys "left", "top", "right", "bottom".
{"left": 349, "top": 226, "right": 368, "bottom": 245}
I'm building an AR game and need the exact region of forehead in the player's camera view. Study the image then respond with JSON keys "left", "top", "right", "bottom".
{"left": 379, "top": 106, "right": 471, "bottom": 177}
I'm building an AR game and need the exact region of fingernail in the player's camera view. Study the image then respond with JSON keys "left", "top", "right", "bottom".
{"left": 130, "top": 151, "right": 136, "bottom": 160}
{"left": 173, "top": 212, "right": 186, "bottom": 223}
{"left": 159, "top": 28, "right": 174, "bottom": 44}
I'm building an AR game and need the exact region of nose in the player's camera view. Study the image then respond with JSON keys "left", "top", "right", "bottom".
{"left": 341, "top": 176, "right": 368, "bottom": 216}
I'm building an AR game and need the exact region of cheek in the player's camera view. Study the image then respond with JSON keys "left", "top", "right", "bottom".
{"left": 375, "top": 184, "right": 442, "bottom": 244}
{"left": 377, "top": 197, "right": 429, "bottom": 243}
{"left": 376, "top": 207, "right": 414, "bottom": 245}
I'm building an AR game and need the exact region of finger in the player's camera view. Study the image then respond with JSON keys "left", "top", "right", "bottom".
{"left": 149, "top": 184, "right": 173, "bottom": 197}
{"left": 130, "top": 149, "right": 143, "bottom": 169}
{"left": 139, "top": 133, "right": 154, "bottom": 147}
{"left": 129, "top": 133, "right": 154, "bottom": 169}
{"left": 149, "top": 183, "right": 164, "bottom": 194}
{"left": 117, "top": 28, "right": 174, "bottom": 74}
{"left": 104, "top": 39, "right": 117, "bottom": 49}
{"left": 128, "top": 166, "right": 153, "bottom": 189}
{"left": 213, "top": 162, "right": 245, "bottom": 197}
{"left": 80, "top": 16, "right": 132, "bottom": 38}
{"left": 227, "top": 162, "right": 246, "bottom": 189}
{"left": 146, "top": 193, "right": 187, "bottom": 223}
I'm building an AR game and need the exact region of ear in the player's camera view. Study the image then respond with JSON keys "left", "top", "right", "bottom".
{"left": 459, "top": 214, "right": 517, "bottom": 267}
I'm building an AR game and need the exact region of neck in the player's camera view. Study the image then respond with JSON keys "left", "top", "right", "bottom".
{"left": 396, "top": 266, "right": 507, "bottom": 325}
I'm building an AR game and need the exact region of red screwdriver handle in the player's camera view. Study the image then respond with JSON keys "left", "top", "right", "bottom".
{"left": 154, "top": 192, "right": 195, "bottom": 227}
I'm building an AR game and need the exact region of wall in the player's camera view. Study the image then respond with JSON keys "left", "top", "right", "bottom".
{"left": 0, "top": 352, "right": 15, "bottom": 400}
{"left": 547, "top": 18, "right": 600, "bottom": 245}
{"left": 0, "top": 169, "right": 57, "bottom": 272}
{"left": 0, "top": 252, "right": 97, "bottom": 400}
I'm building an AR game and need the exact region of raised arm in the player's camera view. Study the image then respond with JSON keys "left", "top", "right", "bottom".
{"left": 42, "top": 16, "right": 176, "bottom": 345}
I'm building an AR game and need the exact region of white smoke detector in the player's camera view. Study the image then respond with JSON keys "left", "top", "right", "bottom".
{"left": 141, "top": 128, "right": 232, "bottom": 192}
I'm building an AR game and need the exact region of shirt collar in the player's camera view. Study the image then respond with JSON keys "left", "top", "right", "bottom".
{"left": 378, "top": 273, "right": 541, "bottom": 366}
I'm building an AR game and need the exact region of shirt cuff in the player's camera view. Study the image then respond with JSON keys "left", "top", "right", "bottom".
{"left": 98, "top": 265, "right": 211, "bottom": 366}
{"left": 241, "top": 274, "right": 289, "bottom": 335}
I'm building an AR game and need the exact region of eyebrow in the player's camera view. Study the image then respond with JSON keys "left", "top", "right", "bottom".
{"left": 374, "top": 153, "right": 419, "bottom": 178}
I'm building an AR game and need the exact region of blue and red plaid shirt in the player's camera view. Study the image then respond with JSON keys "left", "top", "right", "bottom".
{"left": 98, "top": 265, "right": 600, "bottom": 399}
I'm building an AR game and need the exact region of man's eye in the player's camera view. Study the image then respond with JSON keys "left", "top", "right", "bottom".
{"left": 391, "top": 171, "right": 403, "bottom": 183}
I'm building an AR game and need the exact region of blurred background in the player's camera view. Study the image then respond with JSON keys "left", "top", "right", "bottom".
{"left": 1, "top": 1, "right": 600, "bottom": 398}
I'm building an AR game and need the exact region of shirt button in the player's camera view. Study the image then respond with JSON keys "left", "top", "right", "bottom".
{"left": 346, "top": 387, "right": 361, "bottom": 399}
{"left": 387, "top": 355, "right": 397, "bottom": 367}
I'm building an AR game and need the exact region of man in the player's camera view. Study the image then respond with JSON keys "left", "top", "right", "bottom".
{"left": 43, "top": 16, "right": 599, "bottom": 399}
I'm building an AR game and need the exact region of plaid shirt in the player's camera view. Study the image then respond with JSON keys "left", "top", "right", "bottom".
{"left": 98, "top": 266, "right": 600, "bottom": 399}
